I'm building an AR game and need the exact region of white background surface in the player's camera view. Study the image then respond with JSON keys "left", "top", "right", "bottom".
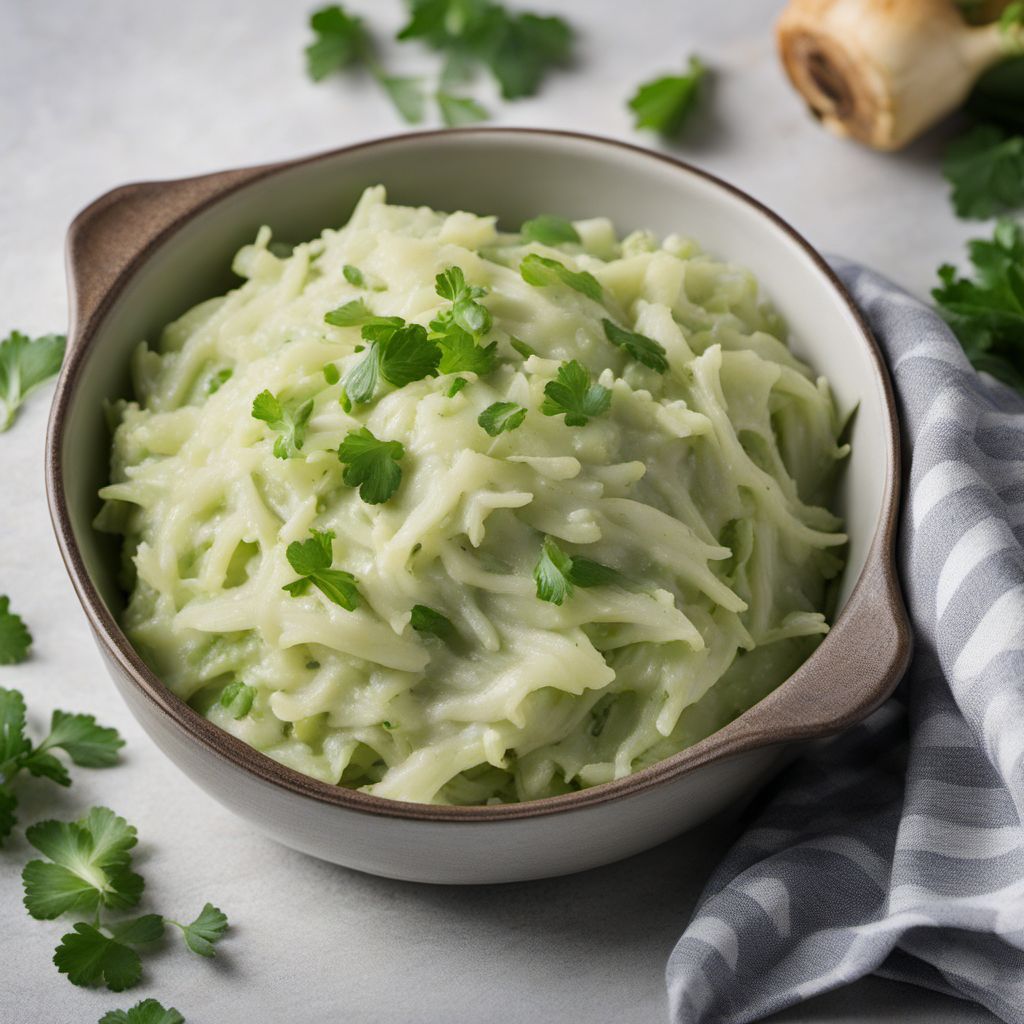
{"left": 0, "top": 1, "right": 998, "bottom": 1022}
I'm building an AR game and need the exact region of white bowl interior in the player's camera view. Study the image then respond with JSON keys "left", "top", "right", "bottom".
{"left": 62, "top": 131, "right": 887, "bottom": 624}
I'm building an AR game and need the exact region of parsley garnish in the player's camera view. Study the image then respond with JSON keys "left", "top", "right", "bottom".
{"left": 0, "top": 330, "right": 66, "bottom": 432}
{"left": 434, "top": 266, "right": 492, "bottom": 335}
{"left": 540, "top": 360, "right": 611, "bottom": 426}
{"left": 437, "top": 328, "right": 497, "bottom": 375}
{"left": 343, "top": 264, "right": 365, "bottom": 287}
{"left": 251, "top": 390, "right": 314, "bottom": 459}
{"left": 324, "top": 298, "right": 404, "bottom": 328}
{"left": 344, "top": 323, "right": 441, "bottom": 403}
{"left": 602, "top": 318, "right": 669, "bottom": 372}
{"left": 337, "top": 427, "right": 405, "bottom": 504}
{"left": 22, "top": 807, "right": 228, "bottom": 991}
{"left": 943, "top": 124, "right": 1024, "bottom": 220}
{"left": 933, "top": 219, "right": 1024, "bottom": 392}
{"left": 519, "top": 253, "right": 602, "bottom": 302}
{"left": 628, "top": 56, "right": 706, "bottom": 137}
{"left": 478, "top": 401, "right": 527, "bottom": 436}
{"left": 0, "top": 595, "right": 31, "bottom": 664}
{"left": 521, "top": 215, "right": 580, "bottom": 246}
{"left": 410, "top": 604, "right": 456, "bottom": 640}
{"left": 533, "top": 537, "right": 621, "bottom": 605}
{"left": 100, "top": 998, "right": 185, "bottom": 1024}
{"left": 0, "top": 687, "right": 123, "bottom": 845}
{"left": 218, "top": 681, "right": 256, "bottom": 720}
{"left": 206, "top": 368, "right": 232, "bottom": 395}
{"left": 510, "top": 337, "right": 536, "bottom": 359}
{"left": 396, "top": 1, "right": 572, "bottom": 101}
{"left": 323, "top": 363, "right": 340, "bottom": 385}
{"left": 283, "top": 528, "right": 360, "bottom": 610}
{"left": 447, "top": 376, "right": 468, "bottom": 397}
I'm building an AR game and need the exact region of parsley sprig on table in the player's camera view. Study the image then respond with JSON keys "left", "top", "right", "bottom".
{"left": 251, "top": 390, "right": 315, "bottom": 459}
{"left": 21, "top": 807, "right": 228, "bottom": 991}
{"left": 0, "top": 329, "right": 66, "bottom": 432}
{"left": 0, "top": 594, "right": 32, "bottom": 664}
{"left": 283, "top": 528, "right": 361, "bottom": 610}
{"left": 100, "top": 999, "right": 185, "bottom": 1024}
{"left": 540, "top": 360, "right": 611, "bottom": 426}
{"left": 0, "top": 686, "right": 123, "bottom": 845}
{"left": 628, "top": 56, "right": 706, "bottom": 138}
{"left": 533, "top": 537, "right": 621, "bottom": 606}
{"left": 943, "top": 124, "right": 1024, "bottom": 220}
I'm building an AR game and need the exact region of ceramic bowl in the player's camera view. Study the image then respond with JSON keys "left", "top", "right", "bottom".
{"left": 46, "top": 129, "right": 909, "bottom": 884}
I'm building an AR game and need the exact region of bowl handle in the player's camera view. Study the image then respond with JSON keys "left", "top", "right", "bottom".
{"left": 65, "top": 165, "right": 277, "bottom": 337}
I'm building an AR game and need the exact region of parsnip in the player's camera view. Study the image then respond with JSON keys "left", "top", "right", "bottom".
{"left": 777, "top": 0, "right": 1023, "bottom": 150}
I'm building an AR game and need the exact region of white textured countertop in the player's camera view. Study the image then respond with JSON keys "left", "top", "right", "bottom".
{"left": 0, "top": 1, "right": 996, "bottom": 1021}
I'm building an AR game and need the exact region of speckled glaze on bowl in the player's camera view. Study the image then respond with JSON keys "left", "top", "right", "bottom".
{"left": 46, "top": 129, "right": 909, "bottom": 884}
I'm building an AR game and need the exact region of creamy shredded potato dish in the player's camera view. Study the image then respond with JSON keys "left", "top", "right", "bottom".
{"left": 97, "top": 187, "right": 848, "bottom": 805}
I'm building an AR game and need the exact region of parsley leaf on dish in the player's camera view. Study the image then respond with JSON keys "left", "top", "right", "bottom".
{"left": 943, "top": 123, "right": 1024, "bottom": 220}
{"left": 533, "top": 537, "right": 621, "bottom": 605}
{"left": 0, "top": 690, "right": 123, "bottom": 845}
{"left": 540, "top": 360, "right": 611, "bottom": 426}
{"left": 219, "top": 681, "right": 256, "bottom": 720}
{"left": 436, "top": 328, "right": 497, "bottom": 376}
{"left": 283, "top": 529, "right": 361, "bottom": 610}
{"left": 305, "top": 4, "right": 368, "bottom": 81}
{"left": 324, "top": 298, "right": 405, "bottom": 328}
{"left": 602, "top": 318, "right": 669, "bottom": 372}
{"left": 410, "top": 604, "right": 456, "bottom": 641}
{"left": 344, "top": 323, "right": 441, "bottom": 403}
{"left": 0, "top": 330, "right": 66, "bottom": 432}
{"left": 0, "top": 595, "right": 32, "bottom": 664}
{"left": 519, "top": 253, "right": 602, "bottom": 302}
{"left": 343, "top": 264, "right": 366, "bottom": 287}
{"left": 478, "top": 401, "right": 527, "bottom": 436}
{"left": 628, "top": 56, "right": 706, "bottom": 137}
{"left": 251, "top": 390, "right": 314, "bottom": 459}
{"left": 337, "top": 427, "right": 405, "bottom": 504}
{"left": 206, "top": 368, "right": 232, "bottom": 395}
{"left": 521, "top": 215, "right": 580, "bottom": 246}
{"left": 437, "top": 92, "right": 488, "bottom": 126}
{"left": 99, "top": 998, "right": 186, "bottom": 1024}
{"left": 933, "top": 219, "right": 1024, "bottom": 392}
{"left": 435, "top": 266, "right": 492, "bottom": 336}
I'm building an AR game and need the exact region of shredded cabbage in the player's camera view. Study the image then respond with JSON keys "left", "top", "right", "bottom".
{"left": 97, "top": 187, "right": 848, "bottom": 805}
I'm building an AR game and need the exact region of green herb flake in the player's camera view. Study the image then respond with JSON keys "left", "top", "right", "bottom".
{"left": 206, "top": 368, "right": 232, "bottom": 395}
{"left": 540, "top": 360, "right": 611, "bottom": 426}
{"left": 521, "top": 215, "right": 580, "bottom": 246}
{"left": 283, "top": 528, "right": 361, "bottom": 610}
{"left": 343, "top": 264, "right": 365, "bottom": 287}
{"left": 478, "top": 401, "right": 527, "bottom": 436}
{"left": 510, "top": 336, "right": 536, "bottom": 359}
{"left": 218, "top": 681, "right": 256, "bottom": 720}
{"left": 446, "top": 376, "right": 468, "bottom": 397}
{"left": 519, "top": 253, "right": 602, "bottom": 302}
{"left": 435, "top": 266, "right": 492, "bottom": 336}
{"left": 602, "top": 318, "right": 669, "bottom": 372}
{"left": 323, "top": 363, "right": 341, "bottom": 385}
{"left": 324, "top": 298, "right": 404, "bottom": 328}
{"left": 337, "top": 426, "right": 405, "bottom": 504}
{"left": 532, "top": 537, "right": 621, "bottom": 605}
{"left": 251, "top": 390, "right": 314, "bottom": 459}
{"left": 410, "top": 603, "right": 456, "bottom": 641}
{"left": 628, "top": 56, "right": 706, "bottom": 137}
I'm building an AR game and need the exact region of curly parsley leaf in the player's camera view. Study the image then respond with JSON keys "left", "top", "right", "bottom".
{"left": 283, "top": 529, "right": 361, "bottom": 610}
{"left": 219, "top": 681, "right": 255, "bottom": 720}
{"left": 520, "top": 253, "right": 602, "bottom": 302}
{"left": 602, "top": 318, "right": 669, "bottom": 372}
{"left": 533, "top": 537, "right": 621, "bottom": 605}
{"left": 324, "top": 299, "right": 404, "bottom": 328}
{"left": 410, "top": 604, "right": 456, "bottom": 641}
{"left": 305, "top": 4, "right": 369, "bottom": 81}
{"left": 337, "top": 427, "right": 405, "bottom": 504}
{"left": 628, "top": 56, "right": 706, "bottom": 137}
{"left": 174, "top": 903, "right": 229, "bottom": 958}
{"left": 521, "top": 215, "right": 580, "bottom": 246}
{"left": 23, "top": 807, "right": 143, "bottom": 920}
{"left": 206, "top": 368, "right": 232, "bottom": 395}
{"left": 251, "top": 390, "right": 314, "bottom": 459}
{"left": 99, "top": 998, "right": 186, "bottom": 1024}
{"left": 932, "top": 219, "right": 1024, "bottom": 392}
{"left": 943, "top": 124, "right": 1024, "bottom": 220}
{"left": 436, "top": 327, "right": 497, "bottom": 375}
{"left": 0, "top": 330, "right": 66, "bottom": 432}
{"left": 344, "top": 323, "right": 441, "bottom": 403}
{"left": 0, "top": 595, "right": 31, "bottom": 664}
{"left": 54, "top": 923, "right": 142, "bottom": 991}
{"left": 540, "top": 360, "right": 611, "bottom": 426}
{"left": 478, "top": 401, "right": 527, "bottom": 436}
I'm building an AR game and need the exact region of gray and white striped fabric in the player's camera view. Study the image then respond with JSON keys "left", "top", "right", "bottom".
{"left": 666, "top": 260, "right": 1024, "bottom": 1023}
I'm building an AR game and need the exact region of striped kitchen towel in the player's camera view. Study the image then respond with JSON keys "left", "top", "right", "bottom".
{"left": 666, "top": 260, "right": 1024, "bottom": 1023}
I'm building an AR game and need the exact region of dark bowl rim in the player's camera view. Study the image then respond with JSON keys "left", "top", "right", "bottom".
{"left": 45, "top": 127, "right": 908, "bottom": 824}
